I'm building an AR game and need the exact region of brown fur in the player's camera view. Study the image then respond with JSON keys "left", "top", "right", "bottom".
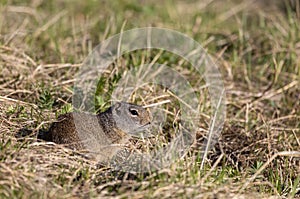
{"left": 38, "top": 102, "right": 151, "bottom": 162}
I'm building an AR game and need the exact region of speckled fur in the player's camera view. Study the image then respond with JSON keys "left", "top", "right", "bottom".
{"left": 38, "top": 102, "right": 151, "bottom": 162}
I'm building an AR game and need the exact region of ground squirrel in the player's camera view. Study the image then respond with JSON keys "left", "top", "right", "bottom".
{"left": 21, "top": 102, "right": 152, "bottom": 163}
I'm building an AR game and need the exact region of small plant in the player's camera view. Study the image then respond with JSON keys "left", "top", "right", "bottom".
{"left": 57, "top": 103, "right": 73, "bottom": 116}
{"left": 38, "top": 88, "right": 55, "bottom": 110}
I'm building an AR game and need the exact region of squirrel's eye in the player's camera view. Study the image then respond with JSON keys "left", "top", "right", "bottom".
{"left": 129, "top": 109, "right": 139, "bottom": 116}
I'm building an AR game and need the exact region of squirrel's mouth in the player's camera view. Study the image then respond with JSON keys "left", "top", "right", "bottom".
{"left": 128, "top": 122, "right": 152, "bottom": 137}
{"left": 139, "top": 122, "right": 151, "bottom": 131}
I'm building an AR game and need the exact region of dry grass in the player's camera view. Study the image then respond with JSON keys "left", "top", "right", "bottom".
{"left": 0, "top": 0, "right": 300, "bottom": 198}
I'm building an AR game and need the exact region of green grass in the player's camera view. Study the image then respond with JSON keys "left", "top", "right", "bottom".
{"left": 0, "top": 0, "right": 299, "bottom": 198}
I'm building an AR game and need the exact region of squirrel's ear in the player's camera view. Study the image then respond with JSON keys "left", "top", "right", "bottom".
{"left": 113, "top": 102, "right": 122, "bottom": 113}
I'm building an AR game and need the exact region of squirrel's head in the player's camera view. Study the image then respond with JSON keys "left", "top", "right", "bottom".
{"left": 111, "top": 102, "right": 152, "bottom": 134}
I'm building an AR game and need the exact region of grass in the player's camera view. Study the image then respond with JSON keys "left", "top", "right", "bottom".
{"left": 0, "top": 0, "right": 300, "bottom": 198}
